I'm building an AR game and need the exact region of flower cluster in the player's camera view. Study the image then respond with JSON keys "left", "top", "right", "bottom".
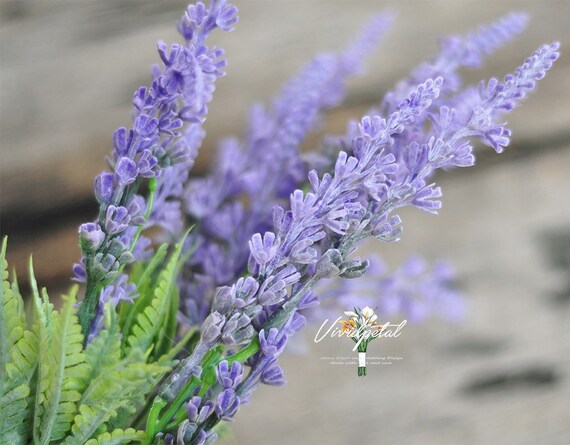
{"left": 155, "top": 30, "right": 558, "bottom": 442}
{"left": 178, "top": 12, "right": 395, "bottom": 327}
{"left": 74, "top": 0, "right": 238, "bottom": 337}
{"left": 59, "top": 2, "right": 559, "bottom": 444}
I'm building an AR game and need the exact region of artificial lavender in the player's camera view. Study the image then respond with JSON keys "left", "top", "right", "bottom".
{"left": 177, "top": 12, "right": 531, "bottom": 335}
{"left": 179, "top": 13, "right": 394, "bottom": 326}
{"left": 153, "top": 40, "right": 558, "bottom": 443}
{"left": 75, "top": 0, "right": 238, "bottom": 337}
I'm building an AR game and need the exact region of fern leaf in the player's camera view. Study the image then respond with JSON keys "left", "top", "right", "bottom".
{"left": 119, "top": 244, "right": 169, "bottom": 347}
{"left": 66, "top": 351, "right": 170, "bottom": 444}
{"left": 0, "top": 239, "right": 38, "bottom": 444}
{"left": 127, "top": 236, "right": 187, "bottom": 358}
{"left": 34, "top": 287, "right": 87, "bottom": 444}
{"left": 0, "top": 237, "right": 27, "bottom": 387}
{"left": 84, "top": 428, "right": 146, "bottom": 445}
{"left": 79, "top": 315, "right": 122, "bottom": 395}
{"left": 0, "top": 384, "right": 30, "bottom": 445}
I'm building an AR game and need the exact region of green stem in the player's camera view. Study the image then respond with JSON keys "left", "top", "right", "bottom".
{"left": 144, "top": 376, "right": 201, "bottom": 445}
{"left": 78, "top": 281, "right": 101, "bottom": 341}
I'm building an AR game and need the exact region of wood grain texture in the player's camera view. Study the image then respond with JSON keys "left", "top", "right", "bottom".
{"left": 1, "top": 1, "right": 569, "bottom": 290}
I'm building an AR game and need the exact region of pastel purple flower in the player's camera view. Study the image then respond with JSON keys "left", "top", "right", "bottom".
{"left": 259, "top": 328, "right": 287, "bottom": 357}
{"left": 216, "top": 360, "right": 244, "bottom": 389}
{"left": 249, "top": 232, "right": 279, "bottom": 268}
{"left": 116, "top": 157, "right": 138, "bottom": 186}
{"left": 261, "top": 363, "right": 286, "bottom": 386}
{"left": 94, "top": 171, "right": 115, "bottom": 205}
{"left": 133, "top": 114, "right": 159, "bottom": 139}
{"left": 201, "top": 311, "right": 226, "bottom": 343}
{"left": 104, "top": 205, "right": 131, "bottom": 235}
{"left": 112, "top": 127, "right": 133, "bottom": 156}
{"left": 186, "top": 396, "right": 214, "bottom": 424}
{"left": 215, "top": 388, "right": 240, "bottom": 421}
{"left": 78, "top": 222, "right": 105, "bottom": 253}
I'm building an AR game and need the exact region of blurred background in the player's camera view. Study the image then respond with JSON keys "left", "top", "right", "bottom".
{"left": 1, "top": 1, "right": 569, "bottom": 444}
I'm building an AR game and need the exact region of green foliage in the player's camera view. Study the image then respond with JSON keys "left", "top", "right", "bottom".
{"left": 127, "top": 235, "right": 189, "bottom": 362}
{"left": 0, "top": 238, "right": 38, "bottom": 445}
{"left": 84, "top": 428, "right": 147, "bottom": 445}
{"left": 0, "top": 238, "right": 192, "bottom": 444}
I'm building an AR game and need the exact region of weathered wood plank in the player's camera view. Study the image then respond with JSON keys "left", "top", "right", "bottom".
{"left": 2, "top": 0, "right": 569, "bottom": 211}
{"left": 1, "top": 0, "right": 569, "bottom": 286}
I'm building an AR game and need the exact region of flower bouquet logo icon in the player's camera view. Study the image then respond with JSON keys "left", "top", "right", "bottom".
{"left": 315, "top": 306, "right": 407, "bottom": 376}
{"left": 339, "top": 306, "right": 382, "bottom": 376}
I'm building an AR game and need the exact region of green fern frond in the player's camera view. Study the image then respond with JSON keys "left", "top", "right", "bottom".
{"left": 0, "top": 239, "right": 37, "bottom": 444}
{"left": 79, "top": 313, "right": 122, "bottom": 395}
{"left": 33, "top": 287, "right": 87, "bottom": 444}
{"left": 127, "top": 236, "right": 188, "bottom": 359}
{"left": 0, "top": 384, "right": 31, "bottom": 445}
{"left": 119, "top": 244, "right": 169, "bottom": 347}
{"left": 66, "top": 350, "right": 170, "bottom": 443}
{"left": 0, "top": 237, "right": 27, "bottom": 384}
{"left": 84, "top": 428, "right": 146, "bottom": 445}
{"left": 134, "top": 243, "right": 170, "bottom": 296}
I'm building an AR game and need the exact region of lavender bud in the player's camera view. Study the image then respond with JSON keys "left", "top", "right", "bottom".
{"left": 233, "top": 277, "right": 259, "bottom": 305}
{"left": 177, "top": 420, "right": 197, "bottom": 444}
{"left": 216, "top": 360, "right": 244, "bottom": 389}
{"left": 186, "top": 396, "right": 214, "bottom": 424}
{"left": 372, "top": 214, "right": 403, "bottom": 242}
{"left": 215, "top": 388, "right": 240, "bottom": 421}
{"left": 115, "top": 157, "right": 138, "bottom": 186}
{"left": 339, "top": 258, "right": 370, "bottom": 279}
{"left": 137, "top": 149, "right": 159, "bottom": 178}
{"left": 248, "top": 232, "right": 279, "bottom": 268}
{"left": 259, "top": 328, "right": 287, "bottom": 356}
{"left": 133, "top": 114, "right": 159, "bottom": 138}
{"left": 94, "top": 171, "right": 115, "bottom": 205}
{"left": 117, "top": 250, "right": 135, "bottom": 266}
{"left": 221, "top": 313, "right": 253, "bottom": 345}
{"left": 112, "top": 127, "right": 131, "bottom": 156}
{"left": 105, "top": 205, "right": 131, "bottom": 235}
{"left": 215, "top": 3, "right": 239, "bottom": 32}
{"left": 90, "top": 253, "right": 119, "bottom": 282}
{"left": 201, "top": 311, "right": 225, "bottom": 343}
{"left": 78, "top": 223, "right": 105, "bottom": 254}
{"left": 315, "top": 249, "right": 343, "bottom": 279}
{"left": 72, "top": 260, "right": 87, "bottom": 283}
{"left": 127, "top": 195, "right": 147, "bottom": 226}
{"left": 261, "top": 363, "right": 286, "bottom": 386}
{"left": 106, "top": 238, "right": 127, "bottom": 258}
{"left": 212, "top": 286, "right": 234, "bottom": 314}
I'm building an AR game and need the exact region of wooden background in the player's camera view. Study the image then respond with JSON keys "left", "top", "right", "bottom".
{"left": 1, "top": 1, "right": 569, "bottom": 443}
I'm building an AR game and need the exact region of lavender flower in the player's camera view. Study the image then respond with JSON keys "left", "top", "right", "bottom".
{"left": 75, "top": 0, "right": 238, "bottom": 337}
{"left": 156, "top": 40, "right": 558, "bottom": 441}
{"left": 215, "top": 389, "right": 240, "bottom": 421}
{"left": 380, "top": 12, "right": 529, "bottom": 114}
{"left": 179, "top": 13, "right": 394, "bottom": 327}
